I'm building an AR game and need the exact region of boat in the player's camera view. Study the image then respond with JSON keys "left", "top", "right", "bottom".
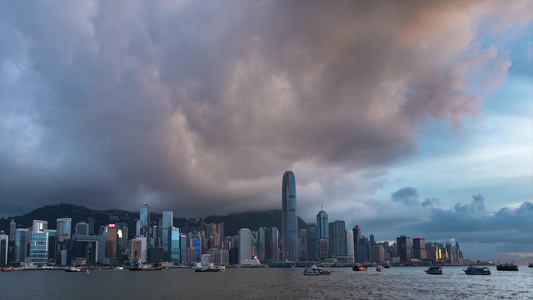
{"left": 464, "top": 266, "right": 490, "bottom": 275}
{"left": 114, "top": 266, "right": 124, "bottom": 270}
{"left": 425, "top": 266, "right": 443, "bottom": 275}
{"left": 65, "top": 266, "right": 82, "bottom": 272}
{"left": 303, "top": 265, "right": 331, "bottom": 276}
{"left": 352, "top": 264, "right": 367, "bottom": 271}
{"left": 1, "top": 267, "right": 13, "bottom": 272}
{"left": 496, "top": 263, "right": 518, "bottom": 271}
{"left": 529, "top": 263, "right": 533, "bottom": 268}
{"left": 194, "top": 263, "right": 225, "bottom": 272}
{"left": 129, "top": 263, "right": 163, "bottom": 271}
{"left": 383, "top": 263, "right": 391, "bottom": 269}
{"left": 376, "top": 265, "right": 384, "bottom": 272}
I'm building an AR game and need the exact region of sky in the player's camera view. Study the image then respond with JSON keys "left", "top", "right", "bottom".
{"left": 1, "top": 0, "right": 532, "bottom": 263}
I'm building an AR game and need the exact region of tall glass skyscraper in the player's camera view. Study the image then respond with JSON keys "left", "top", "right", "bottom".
{"left": 162, "top": 210, "right": 173, "bottom": 260}
{"left": 282, "top": 171, "right": 298, "bottom": 261}
{"left": 140, "top": 204, "right": 151, "bottom": 245}
{"left": 317, "top": 208, "right": 329, "bottom": 258}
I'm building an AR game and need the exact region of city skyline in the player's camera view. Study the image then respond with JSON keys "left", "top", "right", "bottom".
{"left": 1, "top": 1, "right": 531, "bottom": 264}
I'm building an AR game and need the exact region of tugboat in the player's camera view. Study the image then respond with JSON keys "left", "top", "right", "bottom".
{"left": 303, "top": 265, "right": 331, "bottom": 276}
{"left": 352, "top": 264, "right": 367, "bottom": 271}
{"left": 425, "top": 266, "right": 443, "bottom": 275}
{"left": 464, "top": 266, "right": 490, "bottom": 275}
{"left": 529, "top": 263, "right": 533, "bottom": 268}
{"left": 129, "top": 251, "right": 163, "bottom": 271}
{"left": 496, "top": 263, "right": 518, "bottom": 271}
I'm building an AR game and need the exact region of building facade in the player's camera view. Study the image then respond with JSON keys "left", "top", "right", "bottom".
{"left": 281, "top": 171, "right": 298, "bottom": 261}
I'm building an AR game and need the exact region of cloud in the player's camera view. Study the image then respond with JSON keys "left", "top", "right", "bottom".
{"left": 0, "top": 1, "right": 529, "bottom": 217}
{"left": 391, "top": 187, "right": 420, "bottom": 205}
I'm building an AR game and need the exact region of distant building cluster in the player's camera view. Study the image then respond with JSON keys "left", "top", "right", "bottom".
{"left": 0, "top": 171, "right": 464, "bottom": 267}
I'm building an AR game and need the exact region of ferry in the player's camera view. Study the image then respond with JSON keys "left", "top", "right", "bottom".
{"left": 194, "top": 263, "right": 225, "bottom": 272}
{"left": 529, "top": 263, "right": 533, "bottom": 268}
{"left": 65, "top": 266, "right": 82, "bottom": 272}
{"left": 425, "top": 266, "right": 443, "bottom": 275}
{"left": 352, "top": 264, "right": 367, "bottom": 271}
{"left": 303, "top": 265, "right": 331, "bottom": 276}
{"left": 496, "top": 263, "right": 518, "bottom": 271}
{"left": 464, "top": 266, "right": 490, "bottom": 275}
{"left": 376, "top": 265, "right": 384, "bottom": 272}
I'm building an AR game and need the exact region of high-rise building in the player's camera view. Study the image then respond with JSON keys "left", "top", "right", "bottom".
{"left": 140, "top": 204, "right": 151, "bottom": 245}
{"left": 281, "top": 171, "right": 298, "bottom": 261}
{"left": 170, "top": 227, "right": 180, "bottom": 263}
{"left": 162, "top": 210, "right": 173, "bottom": 260}
{"left": 129, "top": 236, "right": 147, "bottom": 263}
{"left": 317, "top": 208, "right": 328, "bottom": 258}
{"left": 15, "top": 228, "right": 29, "bottom": 262}
{"left": 0, "top": 234, "right": 8, "bottom": 265}
{"left": 105, "top": 224, "right": 118, "bottom": 263}
{"left": 9, "top": 220, "right": 16, "bottom": 242}
{"left": 307, "top": 223, "right": 318, "bottom": 261}
{"left": 413, "top": 236, "right": 427, "bottom": 260}
{"left": 238, "top": 228, "right": 252, "bottom": 264}
{"left": 56, "top": 218, "right": 72, "bottom": 265}
{"left": 29, "top": 230, "right": 49, "bottom": 265}
{"left": 329, "top": 220, "right": 346, "bottom": 257}
{"left": 353, "top": 225, "right": 362, "bottom": 246}
{"left": 397, "top": 235, "right": 412, "bottom": 262}
{"left": 346, "top": 229, "right": 354, "bottom": 259}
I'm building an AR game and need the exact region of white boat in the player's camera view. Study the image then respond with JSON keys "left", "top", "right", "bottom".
{"left": 376, "top": 265, "right": 384, "bottom": 272}
{"left": 464, "top": 266, "right": 490, "bottom": 275}
{"left": 114, "top": 266, "right": 124, "bottom": 270}
{"left": 194, "top": 263, "right": 225, "bottom": 272}
{"left": 425, "top": 266, "right": 443, "bottom": 275}
{"left": 303, "top": 265, "right": 331, "bottom": 276}
{"left": 65, "top": 266, "right": 82, "bottom": 272}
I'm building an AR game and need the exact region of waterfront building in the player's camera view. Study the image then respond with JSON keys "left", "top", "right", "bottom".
{"left": 15, "top": 228, "right": 29, "bottom": 262}
{"left": 162, "top": 210, "right": 173, "bottom": 260}
{"left": 0, "top": 234, "right": 8, "bottom": 265}
{"left": 75, "top": 221, "right": 89, "bottom": 236}
{"left": 346, "top": 229, "right": 354, "bottom": 259}
{"left": 129, "top": 236, "right": 147, "bottom": 262}
{"left": 56, "top": 218, "right": 72, "bottom": 265}
{"left": 281, "top": 171, "right": 298, "bottom": 261}
{"left": 397, "top": 235, "right": 412, "bottom": 263}
{"left": 413, "top": 236, "right": 427, "bottom": 260}
{"left": 170, "top": 227, "right": 180, "bottom": 262}
{"left": 265, "top": 227, "right": 279, "bottom": 262}
{"left": 317, "top": 208, "right": 328, "bottom": 258}
{"left": 105, "top": 224, "right": 118, "bottom": 264}
{"left": 29, "top": 231, "right": 49, "bottom": 265}
{"left": 72, "top": 234, "right": 106, "bottom": 264}
{"left": 306, "top": 223, "right": 318, "bottom": 261}
{"left": 371, "top": 244, "right": 385, "bottom": 263}
{"left": 180, "top": 233, "right": 187, "bottom": 263}
{"left": 257, "top": 227, "right": 267, "bottom": 261}
{"left": 238, "top": 228, "right": 252, "bottom": 264}
{"left": 353, "top": 225, "right": 362, "bottom": 246}
{"left": 329, "top": 220, "right": 346, "bottom": 257}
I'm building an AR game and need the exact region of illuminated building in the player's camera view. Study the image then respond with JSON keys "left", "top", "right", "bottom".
{"left": 282, "top": 171, "right": 298, "bottom": 261}
{"left": 105, "top": 224, "right": 118, "bottom": 264}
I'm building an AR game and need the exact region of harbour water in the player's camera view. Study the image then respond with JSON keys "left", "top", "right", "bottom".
{"left": 1, "top": 266, "right": 532, "bottom": 299}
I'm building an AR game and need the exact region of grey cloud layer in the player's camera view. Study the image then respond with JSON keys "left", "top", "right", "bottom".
{"left": 0, "top": 1, "right": 524, "bottom": 216}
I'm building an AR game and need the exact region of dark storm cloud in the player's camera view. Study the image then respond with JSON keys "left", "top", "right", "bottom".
{"left": 391, "top": 187, "right": 420, "bottom": 206}
{"left": 0, "top": 1, "right": 525, "bottom": 216}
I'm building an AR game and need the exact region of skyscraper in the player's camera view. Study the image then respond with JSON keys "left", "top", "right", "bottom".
{"left": 162, "top": 210, "right": 173, "bottom": 260}
{"left": 307, "top": 223, "right": 318, "bottom": 261}
{"left": 317, "top": 208, "right": 329, "bottom": 258}
{"left": 413, "top": 236, "right": 427, "bottom": 260}
{"left": 56, "top": 218, "right": 72, "bottom": 266}
{"left": 329, "top": 220, "right": 346, "bottom": 257}
{"left": 238, "top": 228, "right": 252, "bottom": 264}
{"left": 282, "top": 171, "right": 298, "bottom": 261}
{"left": 140, "top": 203, "right": 150, "bottom": 244}
{"left": 397, "top": 235, "right": 412, "bottom": 262}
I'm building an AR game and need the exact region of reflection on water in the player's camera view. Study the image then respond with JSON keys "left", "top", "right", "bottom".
{"left": 1, "top": 267, "right": 532, "bottom": 299}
